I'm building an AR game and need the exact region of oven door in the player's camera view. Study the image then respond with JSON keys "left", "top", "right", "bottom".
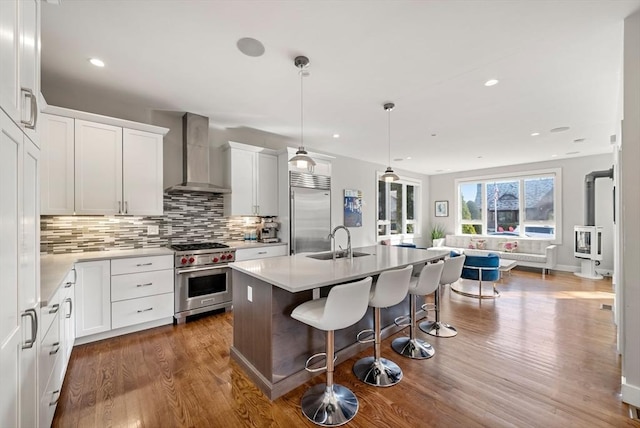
{"left": 175, "top": 265, "right": 232, "bottom": 313}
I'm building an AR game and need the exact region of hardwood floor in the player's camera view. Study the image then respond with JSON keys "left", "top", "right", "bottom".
{"left": 53, "top": 270, "right": 639, "bottom": 427}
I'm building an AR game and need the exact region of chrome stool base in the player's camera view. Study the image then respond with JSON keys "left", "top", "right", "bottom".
{"left": 301, "top": 383, "right": 358, "bottom": 427}
{"left": 391, "top": 336, "right": 435, "bottom": 359}
{"left": 419, "top": 320, "right": 458, "bottom": 338}
{"left": 353, "top": 356, "right": 403, "bottom": 387}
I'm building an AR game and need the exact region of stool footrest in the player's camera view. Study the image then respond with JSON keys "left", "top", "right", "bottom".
{"left": 420, "top": 303, "right": 436, "bottom": 312}
{"left": 356, "top": 329, "right": 375, "bottom": 344}
{"left": 393, "top": 314, "right": 411, "bottom": 328}
{"left": 304, "top": 352, "right": 336, "bottom": 373}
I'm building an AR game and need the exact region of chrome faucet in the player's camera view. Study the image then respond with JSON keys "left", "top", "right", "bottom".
{"left": 328, "top": 225, "right": 352, "bottom": 260}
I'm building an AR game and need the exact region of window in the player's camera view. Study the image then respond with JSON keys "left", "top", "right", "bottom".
{"left": 455, "top": 169, "right": 561, "bottom": 242}
{"left": 378, "top": 175, "right": 420, "bottom": 240}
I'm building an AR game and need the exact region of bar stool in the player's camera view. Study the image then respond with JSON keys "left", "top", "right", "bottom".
{"left": 419, "top": 255, "right": 465, "bottom": 338}
{"left": 391, "top": 261, "right": 444, "bottom": 359}
{"left": 291, "top": 277, "right": 373, "bottom": 427}
{"left": 353, "top": 265, "right": 413, "bottom": 387}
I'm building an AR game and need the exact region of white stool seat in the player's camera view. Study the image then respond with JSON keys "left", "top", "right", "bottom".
{"left": 291, "top": 277, "right": 372, "bottom": 427}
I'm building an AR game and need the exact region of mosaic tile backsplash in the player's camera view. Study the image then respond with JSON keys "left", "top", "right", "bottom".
{"left": 41, "top": 191, "right": 257, "bottom": 254}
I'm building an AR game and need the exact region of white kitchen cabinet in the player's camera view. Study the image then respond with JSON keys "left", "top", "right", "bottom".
{"left": 223, "top": 142, "right": 278, "bottom": 216}
{"left": 41, "top": 112, "right": 165, "bottom": 216}
{"left": 234, "top": 244, "right": 287, "bottom": 261}
{"left": 74, "top": 119, "right": 123, "bottom": 215}
{"left": 75, "top": 260, "right": 111, "bottom": 338}
{"left": 0, "top": 0, "right": 40, "bottom": 141}
{"left": 40, "top": 114, "right": 74, "bottom": 215}
{"left": 122, "top": 128, "right": 163, "bottom": 215}
{"left": 0, "top": 108, "right": 40, "bottom": 427}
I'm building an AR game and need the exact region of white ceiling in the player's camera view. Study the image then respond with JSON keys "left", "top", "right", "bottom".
{"left": 41, "top": 0, "right": 640, "bottom": 175}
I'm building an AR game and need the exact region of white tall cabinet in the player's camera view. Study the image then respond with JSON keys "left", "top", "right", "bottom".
{"left": 40, "top": 108, "right": 167, "bottom": 216}
{"left": 223, "top": 142, "right": 278, "bottom": 217}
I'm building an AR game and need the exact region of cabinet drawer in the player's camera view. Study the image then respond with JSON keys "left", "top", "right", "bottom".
{"left": 39, "top": 313, "right": 61, "bottom": 396}
{"left": 111, "top": 255, "right": 173, "bottom": 275}
{"left": 111, "top": 293, "right": 174, "bottom": 330}
{"left": 235, "top": 245, "right": 287, "bottom": 261}
{"left": 40, "top": 290, "right": 62, "bottom": 339}
{"left": 40, "top": 354, "right": 63, "bottom": 428}
{"left": 111, "top": 269, "right": 174, "bottom": 302}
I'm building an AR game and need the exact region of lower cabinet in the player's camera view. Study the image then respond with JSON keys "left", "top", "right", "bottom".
{"left": 75, "top": 260, "right": 111, "bottom": 338}
{"left": 235, "top": 244, "right": 287, "bottom": 261}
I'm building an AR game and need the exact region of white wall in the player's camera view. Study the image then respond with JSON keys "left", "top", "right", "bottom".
{"left": 428, "top": 154, "right": 614, "bottom": 272}
{"left": 621, "top": 9, "right": 640, "bottom": 410}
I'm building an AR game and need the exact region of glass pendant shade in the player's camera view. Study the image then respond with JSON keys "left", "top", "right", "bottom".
{"left": 382, "top": 102, "right": 398, "bottom": 182}
{"left": 289, "top": 55, "right": 316, "bottom": 168}
{"left": 381, "top": 166, "right": 399, "bottom": 182}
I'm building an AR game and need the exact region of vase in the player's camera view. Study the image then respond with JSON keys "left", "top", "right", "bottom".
{"left": 433, "top": 238, "right": 445, "bottom": 247}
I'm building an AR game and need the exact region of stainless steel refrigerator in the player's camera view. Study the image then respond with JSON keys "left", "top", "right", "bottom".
{"left": 290, "top": 172, "right": 331, "bottom": 254}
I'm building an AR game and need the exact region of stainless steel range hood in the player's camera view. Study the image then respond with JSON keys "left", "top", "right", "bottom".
{"left": 165, "top": 112, "right": 231, "bottom": 194}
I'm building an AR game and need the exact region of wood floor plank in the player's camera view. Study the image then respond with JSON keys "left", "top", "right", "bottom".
{"left": 53, "top": 270, "right": 639, "bottom": 427}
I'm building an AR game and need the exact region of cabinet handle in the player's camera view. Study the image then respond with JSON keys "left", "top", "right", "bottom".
{"left": 136, "top": 282, "right": 153, "bottom": 287}
{"left": 65, "top": 298, "right": 73, "bottom": 318}
{"left": 21, "top": 309, "right": 38, "bottom": 349}
{"left": 124, "top": 201, "right": 128, "bottom": 214}
{"left": 49, "top": 390, "right": 60, "bottom": 406}
{"left": 201, "top": 298, "right": 215, "bottom": 304}
{"left": 49, "top": 304, "right": 59, "bottom": 314}
{"left": 64, "top": 281, "right": 72, "bottom": 288}
{"left": 20, "top": 87, "right": 38, "bottom": 129}
{"left": 50, "top": 343, "right": 60, "bottom": 355}
{"left": 136, "top": 263, "right": 153, "bottom": 267}
{"left": 137, "top": 307, "right": 153, "bottom": 313}
{"left": 258, "top": 251, "right": 267, "bottom": 255}
{"left": 118, "top": 201, "right": 122, "bottom": 214}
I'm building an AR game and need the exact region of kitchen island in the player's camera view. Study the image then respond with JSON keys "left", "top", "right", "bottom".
{"left": 229, "top": 245, "right": 449, "bottom": 399}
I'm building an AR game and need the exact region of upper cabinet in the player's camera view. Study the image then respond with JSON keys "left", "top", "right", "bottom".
{"left": 40, "top": 107, "right": 168, "bottom": 216}
{"left": 223, "top": 142, "right": 278, "bottom": 217}
{"left": 0, "top": 0, "right": 40, "bottom": 143}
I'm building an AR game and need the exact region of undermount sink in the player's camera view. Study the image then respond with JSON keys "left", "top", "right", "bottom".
{"left": 306, "top": 251, "right": 371, "bottom": 260}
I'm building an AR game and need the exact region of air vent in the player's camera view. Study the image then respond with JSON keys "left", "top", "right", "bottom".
{"left": 290, "top": 172, "right": 331, "bottom": 190}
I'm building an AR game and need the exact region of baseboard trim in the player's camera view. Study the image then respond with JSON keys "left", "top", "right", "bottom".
{"left": 622, "top": 380, "right": 640, "bottom": 408}
{"left": 74, "top": 317, "right": 173, "bottom": 345}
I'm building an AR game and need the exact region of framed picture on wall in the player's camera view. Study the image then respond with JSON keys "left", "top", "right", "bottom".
{"left": 435, "top": 200, "right": 449, "bottom": 217}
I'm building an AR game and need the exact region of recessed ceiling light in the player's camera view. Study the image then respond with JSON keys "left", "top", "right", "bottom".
{"left": 332, "top": 134, "right": 340, "bottom": 139}
{"left": 393, "top": 158, "right": 404, "bottom": 162}
{"left": 236, "top": 37, "right": 265, "bottom": 57}
{"left": 566, "top": 151, "right": 580, "bottom": 155}
{"left": 89, "top": 58, "right": 105, "bottom": 67}
{"left": 484, "top": 79, "right": 499, "bottom": 87}
{"left": 406, "top": 156, "right": 412, "bottom": 160}
{"left": 531, "top": 132, "right": 540, "bottom": 137}
{"left": 551, "top": 154, "right": 558, "bottom": 158}
{"left": 550, "top": 126, "right": 570, "bottom": 133}
{"left": 477, "top": 156, "right": 483, "bottom": 159}
{"left": 431, "top": 133, "right": 437, "bottom": 137}
{"left": 435, "top": 169, "right": 444, "bottom": 172}
{"left": 573, "top": 138, "right": 585, "bottom": 143}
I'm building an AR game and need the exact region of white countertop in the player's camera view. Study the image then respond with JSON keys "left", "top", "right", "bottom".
{"left": 229, "top": 245, "right": 450, "bottom": 293}
{"left": 40, "top": 247, "right": 175, "bottom": 307}
{"left": 226, "top": 240, "right": 287, "bottom": 250}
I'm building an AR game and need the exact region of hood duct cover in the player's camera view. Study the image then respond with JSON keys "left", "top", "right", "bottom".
{"left": 165, "top": 112, "right": 231, "bottom": 194}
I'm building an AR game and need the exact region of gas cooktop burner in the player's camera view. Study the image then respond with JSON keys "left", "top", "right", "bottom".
{"left": 170, "top": 242, "right": 230, "bottom": 252}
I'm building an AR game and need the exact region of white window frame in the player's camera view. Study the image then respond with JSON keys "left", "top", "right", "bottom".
{"left": 454, "top": 168, "right": 562, "bottom": 244}
{"left": 376, "top": 172, "right": 422, "bottom": 242}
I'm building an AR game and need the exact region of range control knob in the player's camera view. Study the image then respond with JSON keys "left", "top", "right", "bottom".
{"left": 226, "top": 254, "right": 233, "bottom": 261}
{"left": 212, "top": 257, "right": 219, "bottom": 263}
{"left": 181, "top": 257, "right": 187, "bottom": 265}
{"left": 220, "top": 254, "right": 227, "bottom": 260}
{"left": 188, "top": 257, "right": 195, "bottom": 264}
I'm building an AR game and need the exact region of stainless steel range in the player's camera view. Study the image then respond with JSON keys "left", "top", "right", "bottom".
{"left": 172, "top": 242, "right": 235, "bottom": 323}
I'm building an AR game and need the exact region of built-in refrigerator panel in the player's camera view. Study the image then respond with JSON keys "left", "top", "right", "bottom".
{"left": 290, "top": 182, "right": 331, "bottom": 254}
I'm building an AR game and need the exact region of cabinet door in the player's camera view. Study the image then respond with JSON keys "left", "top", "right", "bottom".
{"left": 226, "top": 148, "right": 256, "bottom": 216}
{"left": 40, "top": 114, "right": 74, "bottom": 214}
{"left": 74, "top": 120, "right": 122, "bottom": 215}
{"left": 18, "top": 0, "right": 40, "bottom": 142}
{"left": 0, "top": 109, "right": 22, "bottom": 428}
{"left": 75, "top": 261, "right": 111, "bottom": 338}
{"left": 122, "top": 128, "right": 163, "bottom": 215}
{"left": 0, "top": 0, "right": 20, "bottom": 122}
{"left": 257, "top": 153, "right": 278, "bottom": 216}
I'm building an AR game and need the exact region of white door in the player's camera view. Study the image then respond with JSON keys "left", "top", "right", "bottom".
{"left": 0, "top": 110, "right": 22, "bottom": 428}
{"left": 18, "top": 0, "right": 40, "bottom": 143}
{"left": 40, "top": 114, "right": 74, "bottom": 215}
{"left": 75, "top": 261, "right": 111, "bottom": 338}
{"left": 19, "top": 136, "right": 39, "bottom": 428}
{"left": 122, "top": 128, "right": 163, "bottom": 215}
{"left": 0, "top": 0, "right": 20, "bottom": 122}
{"left": 257, "top": 153, "right": 278, "bottom": 216}
{"left": 74, "top": 120, "right": 122, "bottom": 215}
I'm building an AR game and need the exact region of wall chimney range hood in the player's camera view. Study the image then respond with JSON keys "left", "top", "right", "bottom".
{"left": 165, "top": 112, "right": 231, "bottom": 194}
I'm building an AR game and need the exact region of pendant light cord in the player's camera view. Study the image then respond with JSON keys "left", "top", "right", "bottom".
{"left": 388, "top": 107, "right": 391, "bottom": 166}
{"left": 300, "top": 68, "right": 304, "bottom": 150}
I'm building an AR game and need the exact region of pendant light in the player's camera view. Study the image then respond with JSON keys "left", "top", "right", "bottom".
{"left": 289, "top": 55, "right": 316, "bottom": 169}
{"left": 381, "top": 102, "right": 399, "bottom": 182}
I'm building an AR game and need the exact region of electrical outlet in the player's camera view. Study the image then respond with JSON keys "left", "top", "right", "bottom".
{"left": 247, "top": 286, "right": 253, "bottom": 302}
{"left": 147, "top": 225, "right": 159, "bottom": 235}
